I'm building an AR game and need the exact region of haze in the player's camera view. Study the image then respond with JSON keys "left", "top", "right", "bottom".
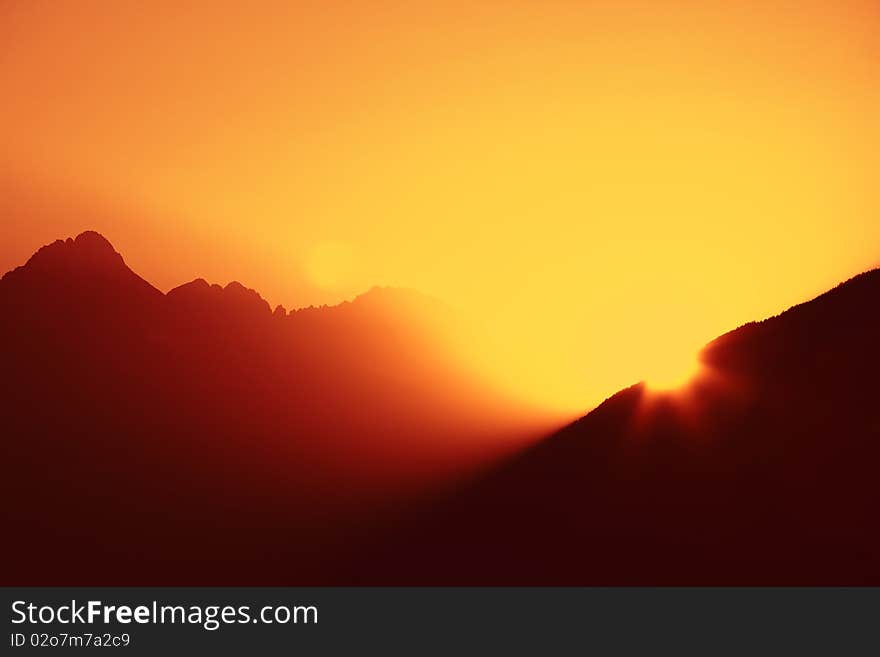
{"left": 2, "top": 1, "right": 878, "bottom": 411}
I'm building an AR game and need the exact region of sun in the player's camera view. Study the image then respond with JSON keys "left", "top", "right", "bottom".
{"left": 304, "top": 240, "right": 357, "bottom": 292}
{"left": 643, "top": 351, "right": 702, "bottom": 393}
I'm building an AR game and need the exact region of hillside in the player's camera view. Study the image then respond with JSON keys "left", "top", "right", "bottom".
{"left": 0, "top": 232, "right": 533, "bottom": 584}
{"left": 360, "top": 270, "right": 880, "bottom": 584}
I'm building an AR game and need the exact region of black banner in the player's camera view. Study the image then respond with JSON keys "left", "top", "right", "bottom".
{"left": 2, "top": 588, "right": 879, "bottom": 655}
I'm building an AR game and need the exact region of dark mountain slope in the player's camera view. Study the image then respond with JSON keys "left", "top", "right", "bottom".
{"left": 360, "top": 270, "right": 880, "bottom": 584}
{"left": 0, "top": 232, "right": 533, "bottom": 584}
{"left": 4, "top": 230, "right": 876, "bottom": 584}
{"left": 0, "top": 230, "right": 163, "bottom": 329}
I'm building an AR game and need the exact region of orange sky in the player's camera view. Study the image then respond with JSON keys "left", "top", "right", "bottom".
{"left": 2, "top": 1, "right": 879, "bottom": 412}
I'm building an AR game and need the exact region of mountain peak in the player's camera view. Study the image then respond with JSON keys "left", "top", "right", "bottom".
{"left": 73, "top": 230, "right": 116, "bottom": 253}
{"left": 19, "top": 230, "right": 124, "bottom": 274}
{"left": 222, "top": 280, "right": 271, "bottom": 314}
{"left": 168, "top": 278, "right": 216, "bottom": 295}
{"left": 167, "top": 277, "right": 271, "bottom": 316}
{"left": 0, "top": 230, "right": 161, "bottom": 306}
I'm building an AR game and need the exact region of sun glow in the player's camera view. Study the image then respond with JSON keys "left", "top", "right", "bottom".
{"left": 304, "top": 241, "right": 358, "bottom": 293}
{"left": 643, "top": 352, "right": 703, "bottom": 393}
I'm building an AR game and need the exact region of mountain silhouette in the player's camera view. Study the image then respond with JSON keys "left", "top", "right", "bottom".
{"left": 0, "top": 232, "right": 532, "bottom": 584}
{"left": 3, "top": 231, "right": 878, "bottom": 584}
{"left": 1, "top": 230, "right": 163, "bottom": 321}
{"left": 358, "top": 270, "right": 880, "bottom": 584}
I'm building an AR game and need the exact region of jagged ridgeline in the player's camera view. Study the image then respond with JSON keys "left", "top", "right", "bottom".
{"left": 2, "top": 232, "right": 879, "bottom": 584}
{"left": 0, "top": 232, "right": 533, "bottom": 584}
